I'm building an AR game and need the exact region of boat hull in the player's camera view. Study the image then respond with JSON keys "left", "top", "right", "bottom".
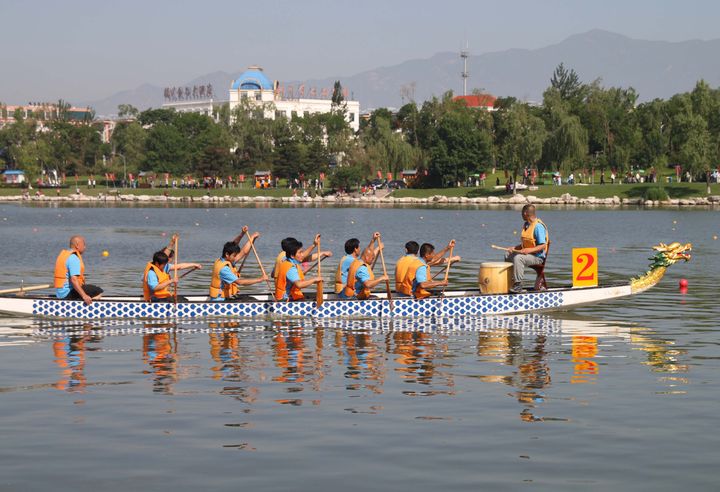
{"left": 0, "top": 284, "right": 632, "bottom": 320}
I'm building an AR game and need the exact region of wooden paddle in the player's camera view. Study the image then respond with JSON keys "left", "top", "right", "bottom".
{"left": 378, "top": 244, "right": 393, "bottom": 312}
{"left": 179, "top": 266, "right": 199, "bottom": 280}
{"left": 173, "top": 235, "right": 179, "bottom": 307}
{"left": 302, "top": 255, "right": 329, "bottom": 275}
{"left": 316, "top": 235, "right": 324, "bottom": 307}
{"left": 0, "top": 284, "right": 51, "bottom": 295}
{"left": 248, "top": 232, "right": 273, "bottom": 293}
{"left": 236, "top": 247, "right": 250, "bottom": 278}
{"left": 441, "top": 246, "right": 453, "bottom": 296}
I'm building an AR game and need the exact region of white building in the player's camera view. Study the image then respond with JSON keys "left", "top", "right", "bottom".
{"left": 163, "top": 66, "right": 360, "bottom": 132}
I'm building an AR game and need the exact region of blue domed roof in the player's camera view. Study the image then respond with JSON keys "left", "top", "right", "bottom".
{"left": 231, "top": 66, "right": 274, "bottom": 91}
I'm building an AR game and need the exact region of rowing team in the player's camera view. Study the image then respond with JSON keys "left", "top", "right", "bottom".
{"left": 52, "top": 205, "right": 549, "bottom": 305}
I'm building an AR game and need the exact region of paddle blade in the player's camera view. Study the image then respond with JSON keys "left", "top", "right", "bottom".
{"left": 316, "top": 280, "right": 324, "bottom": 307}
{"left": 385, "top": 279, "right": 393, "bottom": 312}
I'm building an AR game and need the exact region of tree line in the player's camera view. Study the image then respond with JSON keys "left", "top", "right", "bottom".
{"left": 2, "top": 68, "right": 719, "bottom": 190}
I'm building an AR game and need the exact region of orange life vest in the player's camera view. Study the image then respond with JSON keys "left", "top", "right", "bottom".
{"left": 53, "top": 249, "right": 85, "bottom": 288}
{"left": 273, "top": 251, "right": 286, "bottom": 281}
{"left": 344, "top": 259, "right": 375, "bottom": 300}
{"left": 209, "top": 259, "right": 239, "bottom": 299}
{"left": 521, "top": 218, "right": 549, "bottom": 254}
{"left": 395, "top": 254, "right": 418, "bottom": 295}
{"left": 143, "top": 262, "right": 171, "bottom": 301}
{"left": 334, "top": 254, "right": 351, "bottom": 294}
{"left": 411, "top": 260, "right": 432, "bottom": 299}
{"left": 274, "top": 259, "right": 305, "bottom": 301}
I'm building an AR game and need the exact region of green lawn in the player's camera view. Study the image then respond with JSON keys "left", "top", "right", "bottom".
{"left": 394, "top": 182, "right": 720, "bottom": 200}
{"left": 0, "top": 185, "right": 296, "bottom": 198}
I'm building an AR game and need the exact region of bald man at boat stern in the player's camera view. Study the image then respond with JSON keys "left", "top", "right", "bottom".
{"left": 54, "top": 235, "right": 104, "bottom": 305}
{"left": 504, "top": 204, "right": 549, "bottom": 294}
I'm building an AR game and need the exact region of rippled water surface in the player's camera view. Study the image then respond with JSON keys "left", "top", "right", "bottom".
{"left": 0, "top": 204, "right": 718, "bottom": 491}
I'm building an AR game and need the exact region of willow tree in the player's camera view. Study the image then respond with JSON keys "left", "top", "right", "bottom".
{"left": 542, "top": 88, "right": 588, "bottom": 175}
{"left": 497, "top": 104, "right": 546, "bottom": 193}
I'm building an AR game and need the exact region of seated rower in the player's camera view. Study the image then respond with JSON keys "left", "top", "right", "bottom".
{"left": 342, "top": 238, "right": 389, "bottom": 300}
{"left": 429, "top": 239, "right": 457, "bottom": 267}
{"left": 272, "top": 234, "right": 332, "bottom": 281}
{"left": 54, "top": 235, "right": 103, "bottom": 305}
{"left": 504, "top": 204, "right": 549, "bottom": 294}
{"left": 335, "top": 232, "right": 380, "bottom": 294}
{"left": 143, "top": 250, "right": 201, "bottom": 303}
{"left": 411, "top": 242, "right": 461, "bottom": 299}
{"left": 274, "top": 237, "right": 322, "bottom": 301}
{"left": 209, "top": 241, "right": 268, "bottom": 301}
{"left": 395, "top": 239, "right": 456, "bottom": 296}
{"left": 395, "top": 241, "right": 419, "bottom": 297}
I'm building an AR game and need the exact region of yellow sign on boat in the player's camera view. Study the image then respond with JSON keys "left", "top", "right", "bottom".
{"left": 572, "top": 248, "right": 598, "bottom": 288}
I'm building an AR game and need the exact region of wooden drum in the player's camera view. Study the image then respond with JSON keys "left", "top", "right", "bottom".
{"left": 478, "top": 262, "right": 513, "bottom": 294}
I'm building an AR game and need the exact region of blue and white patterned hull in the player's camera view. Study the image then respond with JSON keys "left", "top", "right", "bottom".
{"left": 0, "top": 284, "right": 633, "bottom": 320}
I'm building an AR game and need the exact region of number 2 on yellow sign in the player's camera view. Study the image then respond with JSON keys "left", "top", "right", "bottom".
{"left": 572, "top": 248, "right": 598, "bottom": 288}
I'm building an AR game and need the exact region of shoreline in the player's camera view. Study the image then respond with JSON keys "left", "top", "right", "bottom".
{"left": 1, "top": 191, "right": 719, "bottom": 207}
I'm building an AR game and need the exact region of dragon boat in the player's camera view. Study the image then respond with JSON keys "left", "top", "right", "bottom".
{"left": 0, "top": 243, "right": 691, "bottom": 320}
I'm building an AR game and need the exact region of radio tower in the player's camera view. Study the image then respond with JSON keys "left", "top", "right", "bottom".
{"left": 460, "top": 41, "right": 469, "bottom": 96}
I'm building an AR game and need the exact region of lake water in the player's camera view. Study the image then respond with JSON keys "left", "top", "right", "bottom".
{"left": 0, "top": 204, "right": 718, "bottom": 491}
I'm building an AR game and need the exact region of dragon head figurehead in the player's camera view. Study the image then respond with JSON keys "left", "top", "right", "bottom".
{"left": 650, "top": 242, "right": 693, "bottom": 267}
{"left": 631, "top": 242, "right": 692, "bottom": 293}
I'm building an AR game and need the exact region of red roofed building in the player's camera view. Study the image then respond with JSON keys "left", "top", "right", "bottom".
{"left": 453, "top": 94, "right": 497, "bottom": 111}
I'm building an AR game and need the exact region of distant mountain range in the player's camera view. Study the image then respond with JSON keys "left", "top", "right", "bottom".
{"left": 82, "top": 30, "right": 720, "bottom": 118}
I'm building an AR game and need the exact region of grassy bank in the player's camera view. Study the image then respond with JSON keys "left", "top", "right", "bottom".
{"left": 393, "top": 182, "right": 720, "bottom": 200}
{"left": 0, "top": 185, "right": 296, "bottom": 198}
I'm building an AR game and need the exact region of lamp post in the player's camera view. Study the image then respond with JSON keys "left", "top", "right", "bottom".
{"left": 115, "top": 153, "right": 127, "bottom": 188}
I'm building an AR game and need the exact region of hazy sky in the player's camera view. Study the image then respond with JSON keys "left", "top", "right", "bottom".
{"left": 2, "top": 0, "right": 719, "bottom": 104}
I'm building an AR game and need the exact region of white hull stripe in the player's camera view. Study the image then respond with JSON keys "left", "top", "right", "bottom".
{"left": 0, "top": 284, "right": 633, "bottom": 320}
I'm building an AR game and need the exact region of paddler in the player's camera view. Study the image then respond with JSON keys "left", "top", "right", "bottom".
{"left": 410, "top": 242, "right": 461, "bottom": 299}
{"left": 335, "top": 232, "right": 381, "bottom": 295}
{"left": 395, "top": 240, "right": 457, "bottom": 296}
{"left": 209, "top": 240, "right": 268, "bottom": 301}
{"left": 274, "top": 237, "right": 323, "bottom": 301}
{"left": 394, "top": 241, "right": 419, "bottom": 296}
{"left": 503, "top": 204, "right": 549, "bottom": 294}
{"left": 142, "top": 250, "right": 202, "bottom": 302}
{"left": 342, "top": 236, "right": 389, "bottom": 300}
{"left": 54, "top": 235, "right": 103, "bottom": 305}
{"left": 272, "top": 234, "right": 332, "bottom": 281}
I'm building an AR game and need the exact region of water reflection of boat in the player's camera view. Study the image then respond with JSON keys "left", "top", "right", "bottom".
{"left": 31, "top": 314, "right": 686, "bottom": 428}
{"left": 0, "top": 242, "right": 691, "bottom": 320}
{"left": 27, "top": 313, "right": 627, "bottom": 336}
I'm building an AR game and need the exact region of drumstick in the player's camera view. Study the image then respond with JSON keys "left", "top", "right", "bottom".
{"left": 491, "top": 244, "right": 513, "bottom": 251}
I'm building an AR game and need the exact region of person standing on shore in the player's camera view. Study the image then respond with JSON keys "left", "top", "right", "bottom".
{"left": 54, "top": 236, "right": 103, "bottom": 305}
{"left": 504, "top": 204, "right": 549, "bottom": 294}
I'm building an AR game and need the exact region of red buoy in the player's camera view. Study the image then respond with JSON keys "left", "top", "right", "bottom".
{"left": 679, "top": 278, "right": 689, "bottom": 289}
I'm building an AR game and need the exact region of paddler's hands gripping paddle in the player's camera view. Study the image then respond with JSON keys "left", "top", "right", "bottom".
{"left": 316, "top": 235, "right": 324, "bottom": 307}
{"left": 441, "top": 242, "right": 454, "bottom": 296}
{"left": 248, "top": 231, "right": 273, "bottom": 293}
{"left": 173, "top": 234, "right": 179, "bottom": 307}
